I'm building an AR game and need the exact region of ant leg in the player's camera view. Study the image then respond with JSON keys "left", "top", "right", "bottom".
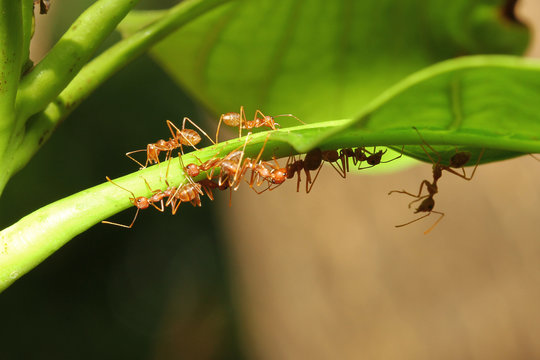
{"left": 239, "top": 106, "right": 246, "bottom": 139}
{"left": 141, "top": 177, "right": 166, "bottom": 212}
{"left": 407, "top": 194, "right": 429, "bottom": 209}
{"left": 105, "top": 176, "right": 136, "bottom": 199}
{"left": 171, "top": 197, "right": 183, "bottom": 215}
{"left": 274, "top": 113, "right": 306, "bottom": 125}
{"left": 182, "top": 116, "right": 215, "bottom": 145}
{"left": 326, "top": 160, "right": 346, "bottom": 178}
{"left": 177, "top": 154, "right": 197, "bottom": 186}
{"left": 125, "top": 149, "right": 147, "bottom": 169}
{"left": 166, "top": 120, "right": 195, "bottom": 156}
{"left": 102, "top": 176, "right": 140, "bottom": 228}
{"left": 413, "top": 127, "right": 441, "bottom": 165}
{"left": 251, "top": 181, "right": 272, "bottom": 194}
{"left": 296, "top": 169, "right": 302, "bottom": 192}
{"left": 388, "top": 179, "right": 430, "bottom": 199}
{"left": 381, "top": 145, "right": 405, "bottom": 163}
{"left": 102, "top": 208, "right": 140, "bottom": 229}
{"left": 329, "top": 154, "right": 346, "bottom": 178}
{"left": 254, "top": 109, "right": 279, "bottom": 130}
{"left": 231, "top": 133, "right": 251, "bottom": 187}
{"left": 423, "top": 210, "right": 445, "bottom": 235}
{"left": 163, "top": 150, "right": 175, "bottom": 181}
{"left": 215, "top": 114, "right": 226, "bottom": 143}
{"left": 253, "top": 133, "right": 271, "bottom": 164}
{"left": 446, "top": 148, "right": 485, "bottom": 181}
{"left": 394, "top": 211, "right": 432, "bottom": 228}
{"left": 303, "top": 167, "right": 315, "bottom": 194}
{"left": 306, "top": 163, "right": 324, "bottom": 193}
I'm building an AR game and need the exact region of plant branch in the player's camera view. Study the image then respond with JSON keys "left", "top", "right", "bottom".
{"left": 2, "top": 119, "right": 540, "bottom": 292}
{"left": 0, "top": 0, "right": 23, "bottom": 147}
{"left": 15, "top": 0, "right": 139, "bottom": 123}
{"left": 11, "top": 0, "right": 233, "bottom": 178}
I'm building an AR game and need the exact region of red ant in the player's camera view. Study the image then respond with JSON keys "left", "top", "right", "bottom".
{"left": 126, "top": 117, "right": 215, "bottom": 169}
{"left": 196, "top": 179, "right": 229, "bottom": 201}
{"left": 102, "top": 176, "right": 168, "bottom": 229}
{"left": 388, "top": 127, "right": 484, "bottom": 234}
{"left": 215, "top": 106, "right": 304, "bottom": 142}
{"left": 179, "top": 135, "right": 252, "bottom": 205}
{"left": 235, "top": 134, "right": 288, "bottom": 193}
{"left": 166, "top": 182, "right": 204, "bottom": 214}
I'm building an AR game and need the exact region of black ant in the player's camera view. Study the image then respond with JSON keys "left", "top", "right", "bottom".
{"left": 389, "top": 127, "right": 484, "bottom": 234}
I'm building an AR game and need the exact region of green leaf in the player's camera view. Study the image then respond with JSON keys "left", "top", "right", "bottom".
{"left": 121, "top": 0, "right": 528, "bottom": 122}
{"left": 2, "top": 101, "right": 539, "bottom": 291}
{"left": 9, "top": 0, "right": 232, "bottom": 192}
{"left": 15, "top": 0, "right": 139, "bottom": 122}
{"left": 306, "top": 55, "right": 540, "bottom": 163}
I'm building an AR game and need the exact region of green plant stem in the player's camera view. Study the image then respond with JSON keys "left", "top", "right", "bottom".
{"left": 0, "top": 0, "right": 23, "bottom": 154}
{"left": 20, "top": 0, "right": 34, "bottom": 73}
{"left": 15, "top": 0, "right": 139, "bottom": 124}
{"left": 2, "top": 120, "right": 540, "bottom": 292}
{"left": 10, "top": 0, "right": 233, "bottom": 181}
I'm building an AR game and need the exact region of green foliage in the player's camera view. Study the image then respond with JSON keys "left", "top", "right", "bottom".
{"left": 125, "top": 0, "right": 528, "bottom": 120}
{"left": 0, "top": 0, "right": 537, "bottom": 292}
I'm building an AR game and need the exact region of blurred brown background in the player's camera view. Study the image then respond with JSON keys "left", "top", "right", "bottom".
{"left": 2, "top": 1, "right": 538, "bottom": 360}
{"left": 219, "top": 1, "right": 540, "bottom": 359}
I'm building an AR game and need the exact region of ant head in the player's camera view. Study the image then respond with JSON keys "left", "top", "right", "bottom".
{"left": 186, "top": 163, "right": 200, "bottom": 177}
{"left": 133, "top": 196, "right": 150, "bottom": 209}
{"left": 415, "top": 197, "right": 434, "bottom": 213}
{"left": 272, "top": 168, "right": 288, "bottom": 184}
{"left": 449, "top": 151, "right": 471, "bottom": 168}
{"left": 367, "top": 152, "right": 384, "bottom": 165}
{"left": 285, "top": 163, "right": 296, "bottom": 178}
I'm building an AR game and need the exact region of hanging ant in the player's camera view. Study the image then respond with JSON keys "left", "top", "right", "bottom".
{"left": 215, "top": 106, "right": 304, "bottom": 142}
{"left": 285, "top": 148, "right": 324, "bottom": 193}
{"left": 388, "top": 166, "right": 444, "bottom": 235}
{"left": 411, "top": 127, "right": 484, "bottom": 181}
{"left": 126, "top": 117, "right": 215, "bottom": 169}
{"left": 388, "top": 127, "right": 484, "bottom": 233}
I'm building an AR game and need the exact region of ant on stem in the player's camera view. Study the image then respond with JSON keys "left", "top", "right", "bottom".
{"left": 126, "top": 117, "right": 215, "bottom": 169}
{"left": 215, "top": 106, "right": 304, "bottom": 142}
{"left": 102, "top": 176, "right": 167, "bottom": 229}
{"left": 285, "top": 148, "right": 324, "bottom": 193}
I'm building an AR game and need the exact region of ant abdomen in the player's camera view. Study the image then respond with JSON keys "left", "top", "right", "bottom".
{"left": 304, "top": 148, "right": 322, "bottom": 171}
{"left": 177, "top": 129, "right": 202, "bottom": 146}
{"left": 449, "top": 151, "right": 471, "bottom": 168}
{"left": 415, "top": 197, "right": 434, "bottom": 213}
{"left": 222, "top": 112, "right": 242, "bottom": 127}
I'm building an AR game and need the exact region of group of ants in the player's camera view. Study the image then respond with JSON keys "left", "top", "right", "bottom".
{"left": 103, "top": 106, "right": 486, "bottom": 235}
